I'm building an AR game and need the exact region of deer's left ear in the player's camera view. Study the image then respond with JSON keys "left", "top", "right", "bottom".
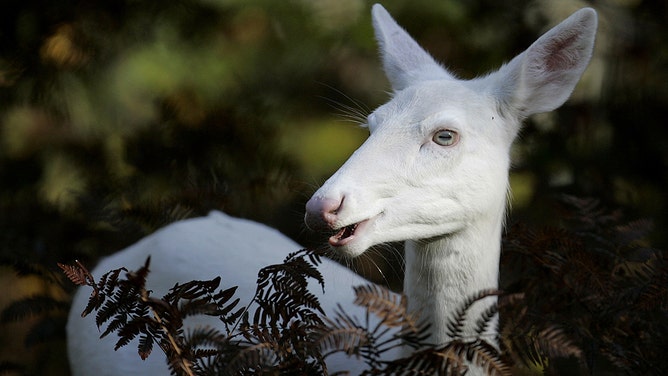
{"left": 372, "top": 4, "right": 453, "bottom": 91}
{"left": 490, "top": 8, "right": 597, "bottom": 120}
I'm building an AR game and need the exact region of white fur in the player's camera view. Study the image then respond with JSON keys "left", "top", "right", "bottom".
{"left": 305, "top": 1, "right": 597, "bottom": 357}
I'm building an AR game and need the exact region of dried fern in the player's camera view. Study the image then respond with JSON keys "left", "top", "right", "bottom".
{"left": 61, "top": 202, "right": 666, "bottom": 376}
{"left": 370, "top": 339, "right": 510, "bottom": 376}
{"left": 501, "top": 195, "right": 668, "bottom": 374}
{"left": 445, "top": 289, "right": 500, "bottom": 341}
{"left": 62, "top": 247, "right": 512, "bottom": 375}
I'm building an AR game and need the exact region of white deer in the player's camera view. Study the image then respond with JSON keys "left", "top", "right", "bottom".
{"left": 67, "top": 4, "right": 597, "bottom": 375}
{"left": 305, "top": 2, "right": 596, "bottom": 357}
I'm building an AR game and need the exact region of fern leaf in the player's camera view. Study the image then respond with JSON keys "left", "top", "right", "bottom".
{"left": 317, "top": 310, "right": 371, "bottom": 357}
{"left": 225, "top": 342, "right": 277, "bottom": 374}
{"left": 614, "top": 219, "right": 654, "bottom": 246}
{"left": 446, "top": 289, "right": 500, "bottom": 340}
{"left": 58, "top": 261, "right": 92, "bottom": 286}
{"left": 178, "top": 300, "right": 219, "bottom": 319}
{"left": 81, "top": 291, "right": 105, "bottom": 318}
{"left": 124, "top": 256, "right": 151, "bottom": 289}
{"left": 99, "top": 267, "right": 127, "bottom": 297}
{"left": 469, "top": 340, "right": 511, "bottom": 376}
{"left": 213, "top": 285, "right": 238, "bottom": 306}
{"left": 113, "top": 319, "right": 143, "bottom": 351}
{"left": 95, "top": 293, "right": 126, "bottom": 328}
{"left": 379, "top": 343, "right": 469, "bottom": 375}
{"left": 165, "top": 277, "right": 222, "bottom": 302}
{"left": 537, "top": 326, "right": 582, "bottom": 359}
{"left": 474, "top": 303, "right": 499, "bottom": 338}
{"left": 100, "top": 312, "right": 128, "bottom": 339}
{"left": 353, "top": 284, "right": 407, "bottom": 328}
{"left": 184, "top": 327, "right": 228, "bottom": 350}
{"left": 138, "top": 332, "right": 154, "bottom": 360}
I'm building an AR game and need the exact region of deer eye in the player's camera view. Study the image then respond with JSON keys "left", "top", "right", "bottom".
{"left": 432, "top": 129, "right": 459, "bottom": 146}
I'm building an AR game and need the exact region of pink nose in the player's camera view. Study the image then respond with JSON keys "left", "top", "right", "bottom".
{"left": 304, "top": 196, "right": 342, "bottom": 230}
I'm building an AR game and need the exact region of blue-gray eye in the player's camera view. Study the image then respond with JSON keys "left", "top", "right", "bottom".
{"left": 432, "top": 130, "right": 459, "bottom": 146}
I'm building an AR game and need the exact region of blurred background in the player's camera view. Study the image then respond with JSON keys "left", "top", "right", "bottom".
{"left": 0, "top": 0, "right": 666, "bottom": 374}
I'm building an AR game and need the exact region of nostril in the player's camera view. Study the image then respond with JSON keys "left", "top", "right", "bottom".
{"left": 305, "top": 196, "right": 344, "bottom": 230}
{"left": 306, "top": 196, "right": 342, "bottom": 215}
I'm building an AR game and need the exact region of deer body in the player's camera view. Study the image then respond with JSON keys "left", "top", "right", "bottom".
{"left": 67, "top": 211, "right": 374, "bottom": 375}
{"left": 68, "top": 4, "right": 597, "bottom": 375}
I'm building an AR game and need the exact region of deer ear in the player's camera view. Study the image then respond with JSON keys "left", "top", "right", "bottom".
{"left": 372, "top": 4, "right": 452, "bottom": 91}
{"left": 493, "top": 8, "right": 597, "bottom": 119}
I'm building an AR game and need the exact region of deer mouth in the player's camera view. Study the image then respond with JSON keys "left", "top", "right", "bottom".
{"left": 329, "top": 219, "right": 368, "bottom": 247}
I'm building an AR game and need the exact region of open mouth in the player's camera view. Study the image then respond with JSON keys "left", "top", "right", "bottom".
{"left": 329, "top": 221, "right": 364, "bottom": 247}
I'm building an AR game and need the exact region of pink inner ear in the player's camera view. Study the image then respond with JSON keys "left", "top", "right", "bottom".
{"left": 543, "top": 33, "right": 583, "bottom": 72}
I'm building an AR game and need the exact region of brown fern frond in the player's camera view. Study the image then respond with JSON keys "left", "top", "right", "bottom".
{"left": 225, "top": 342, "right": 277, "bottom": 375}
{"left": 376, "top": 341, "right": 471, "bottom": 375}
{"left": 503, "top": 325, "right": 581, "bottom": 371}
{"left": 99, "top": 267, "right": 128, "bottom": 297}
{"left": 537, "top": 326, "right": 582, "bottom": 359}
{"left": 166, "top": 276, "right": 222, "bottom": 301}
{"left": 99, "top": 313, "right": 129, "bottom": 338}
{"left": 125, "top": 256, "right": 151, "bottom": 291}
{"left": 504, "top": 330, "right": 549, "bottom": 370}
{"left": 113, "top": 318, "right": 145, "bottom": 350}
{"left": 58, "top": 260, "right": 106, "bottom": 318}
{"left": 563, "top": 246, "right": 610, "bottom": 299}
{"left": 318, "top": 325, "right": 371, "bottom": 357}
{"left": 446, "top": 289, "right": 500, "bottom": 340}
{"left": 614, "top": 219, "right": 654, "bottom": 247}
{"left": 353, "top": 284, "right": 408, "bottom": 328}
{"left": 636, "top": 258, "right": 668, "bottom": 311}
{"left": 474, "top": 303, "right": 499, "bottom": 337}
{"left": 277, "top": 248, "right": 326, "bottom": 292}
{"left": 138, "top": 332, "right": 154, "bottom": 360}
{"left": 469, "top": 340, "right": 512, "bottom": 376}
{"left": 393, "top": 320, "right": 432, "bottom": 350}
{"left": 57, "top": 260, "right": 95, "bottom": 287}
{"left": 95, "top": 281, "right": 142, "bottom": 329}
{"left": 613, "top": 252, "right": 658, "bottom": 282}
{"left": 178, "top": 300, "right": 220, "bottom": 320}
{"left": 183, "top": 326, "right": 228, "bottom": 351}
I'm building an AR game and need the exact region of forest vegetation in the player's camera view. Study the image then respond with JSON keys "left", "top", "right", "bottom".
{"left": 0, "top": 0, "right": 666, "bottom": 374}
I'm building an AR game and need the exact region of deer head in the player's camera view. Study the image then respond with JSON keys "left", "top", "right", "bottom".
{"left": 305, "top": 4, "right": 597, "bottom": 259}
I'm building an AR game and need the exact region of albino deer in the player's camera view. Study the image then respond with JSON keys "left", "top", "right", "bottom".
{"left": 305, "top": 2, "right": 596, "bottom": 356}
{"left": 67, "top": 4, "right": 597, "bottom": 375}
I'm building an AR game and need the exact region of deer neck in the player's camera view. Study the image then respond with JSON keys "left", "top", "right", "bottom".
{"left": 403, "top": 201, "right": 505, "bottom": 347}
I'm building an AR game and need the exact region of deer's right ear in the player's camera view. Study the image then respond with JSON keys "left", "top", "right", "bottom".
{"left": 372, "top": 4, "right": 452, "bottom": 91}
